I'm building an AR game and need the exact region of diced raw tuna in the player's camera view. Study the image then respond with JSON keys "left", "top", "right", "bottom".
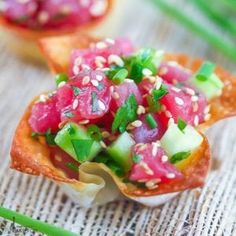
{"left": 129, "top": 143, "right": 182, "bottom": 183}
{"left": 29, "top": 95, "right": 61, "bottom": 133}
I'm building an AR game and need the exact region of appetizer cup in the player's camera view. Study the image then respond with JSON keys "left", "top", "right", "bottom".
{"left": 0, "top": 0, "right": 121, "bottom": 62}
{"left": 11, "top": 34, "right": 236, "bottom": 208}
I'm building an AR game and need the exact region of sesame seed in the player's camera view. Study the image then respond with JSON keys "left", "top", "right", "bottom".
{"left": 204, "top": 105, "right": 211, "bottom": 114}
{"left": 185, "top": 88, "right": 195, "bottom": 96}
{"left": 138, "top": 144, "right": 147, "bottom": 151}
{"left": 145, "top": 76, "right": 156, "bottom": 83}
{"left": 105, "top": 38, "right": 115, "bottom": 44}
{"left": 90, "top": 0, "right": 107, "bottom": 16}
{"left": 100, "top": 141, "right": 107, "bottom": 148}
{"left": 91, "top": 79, "right": 99, "bottom": 87}
{"left": 175, "top": 97, "right": 184, "bottom": 106}
{"left": 140, "top": 161, "right": 154, "bottom": 176}
{"left": 137, "top": 105, "right": 146, "bottom": 115}
{"left": 131, "top": 120, "right": 143, "bottom": 128}
{"left": 108, "top": 54, "right": 124, "bottom": 67}
{"left": 95, "top": 56, "right": 106, "bottom": 68}
{"left": 79, "top": 120, "right": 90, "bottom": 125}
{"left": 72, "top": 99, "right": 79, "bottom": 110}
{"left": 152, "top": 144, "right": 158, "bottom": 156}
{"left": 73, "top": 65, "right": 79, "bottom": 75}
{"left": 191, "top": 95, "right": 199, "bottom": 102}
{"left": 102, "top": 131, "right": 110, "bottom": 138}
{"left": 161, "top": 155, "right": 168, "bottom": 163}
{"left": 96, "top": 41, "right": 107, "bottom": 49}
{"left": 155, "top": 77, "right": 163, "bottom": 90}
{"left": 112, "top": 92, "right": 120, "bottom": 100}
{"left": 58, "top": 81, "right": 66, "bottom": 88}
{"left": 159, "top": 67, "right": 168, "bottom": 76}
{"left": 81, "top": 64, "right": 90, "bottom": 70}
{"left": 194, "top": 115, "right": 199, "bottom": 126}
{"left": 192, "top": 102, "right": 199, "bottom": 112}
{"left": 39, "top": 94, "right": 49, "bottom": 102}
{"left": 96, "top": 75, "right": 103, "bottom": 81}
{"left": 110, "top": 86, "right": 114, "bottom": 94}
{"left": 124, "top": 79, "right": 133, "bottom": 83}
{"left": 74, "top": 56, "right": 82, "bottom": 66}
{"left": 165, "top": 111, "right": 172, "bottom": 118}
{"left": 55, "top": 155, "right": 62, "bottom": 162}
{"left": 161, "top": 105, "right": 167, "bottom": 111}
{"left": 145, "top": 180, "right": 159, "bottom": 189}
{"left": 98, "top": 100, "right": 106, "bottom": 111}
{"left": 60, "top": 5, "right": 72, "bottom": 15}
{"left": 171, "top": 87, "right": 181, "bottom": 93}
{"left": 166, "top": 173, "right": 175, "bottom": 179}
{"left": 142, "top": 68, "right": 153, "bottom": 76}
{"left": 38, "top": 11, "right": 49, "bottom": 24}
{"left": 168, "top": 118, "right": 174, "bottom": 127}
{"left": 82, "top": 76, "right": 90, "bottom": 85}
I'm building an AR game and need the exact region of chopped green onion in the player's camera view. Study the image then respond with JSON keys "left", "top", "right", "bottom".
{"left": 152, "top": 84, "right": 168, "bottom": 100}
{"left": 91, "top": 92, "right": 99, "bottom": 113}
{"left": 196, "top": 62, "right": 215, "bottom": 81}
{"left": 64, "top": 111, "right": 74, "bottom": 118}
{"left": 111, "top": 68, "right": 128, "bottom": 85}
{"left": 0, "top": 206, "right": 77, "bottom": 236}
{"left": 145, "top": 114, "right": 158, "bottom": 129}
{"left": 66, "top": 162, "right": 79, "bottom": 172}
{"left": 133, "top": 154, "right": 142, "bottom": 163}
{"left": 45, "top": 129, "right": 56, "bottom": 145}
{"left": 147, "top": 95, "right": 161, "bottom": 112}
{"left": 72, "top": 86, "right": 81, "bottom": 96}
{"left": 170, "top": 151, "right": 191, "bottom": 164}
{"left": 87, "top": 125, "right": 102, "bottom": 141}
{"left": 71, "top": 139, "right": 94, "bottom": 162}
{"left": 177, "top": 118, "right": 187, "bottom": 132}
{"left": 112, "top": 94, "right": 138, "bottom": 133}
{"left": 55, "top": 73, "right": 68, "bottom": 86}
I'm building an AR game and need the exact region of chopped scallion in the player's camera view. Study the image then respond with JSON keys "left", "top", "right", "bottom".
{"left": 196, "top": 62, "right": 216, "bottom": 81}
{"left": 87, "top": 125, "right": 102, "bottom": 141}
{"left": 145, "top": 114, "right": 158, "bottom": 129}
{"left": 55, "top": 73, "right": 68, "bottom": 86}
{"left": 177, "top": 118, "right": 187, "bottom": 132}
{"left": 170, "top": 151, "right": 191, "bottom": 164}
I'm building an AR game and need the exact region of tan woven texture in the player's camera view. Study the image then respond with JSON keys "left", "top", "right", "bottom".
{"left": 0, "top": 0, "right": 236, "bottom": 235}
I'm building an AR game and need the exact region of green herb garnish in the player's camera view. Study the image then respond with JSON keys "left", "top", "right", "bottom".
{"left": 91, "top": 92, "right": 99, "bottom": 113}
{"left": 71, "top": 139, "right": 94, "bottom": 162}
{"left": 87, "top": 125, "right": 102, "bottom": 141}
{"left": 31, "top": 129, "right": 56, "bottom": 146}
{"left": 66, "top": 162, "right": 79, "bottom": 172}
{"left": 64, "top": 111, "right": 74, "bottom": 118}
{"left": 170, "top": 151, "right": 191, "bottom": 164}
{"left": 152, "top": 84, "right": 168, "bottom": 100}
{"left": 55, "top": 73, "right": 68, "bottom": 86}
{"left": 196, "top": 62, "right": 215, "bottom": 81}
{"left": 72, "top": 86, "right": 81, "bottom": 96}
{"left": 145, "top": 114, "right": 158, "bottom": 129}
{"left": 106, "top": 67, "right": 128, "bottom": 85}
{"left": 147, "top": 95, "right": 161, "bottom": 112}
{"left": 133, "top": 154, "right": 142, "bottom": 163}
{"left": 177, "top": 118, "right": 187, "bottom": 132}
{"left": 112, "top": 94, "right": 138, "bottom": 133}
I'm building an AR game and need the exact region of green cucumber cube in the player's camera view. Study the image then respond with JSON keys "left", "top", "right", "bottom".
{"left": 55, "top": 122, "right": 102, "bottom": 163}
{"left": 190, "top": 73, "right": 224, "bottom": 100}
{"left": 160, "top": 123, "right": 203, "bottom": 157}
{"left": 107, "top": 132, "right": 135, "bottom": 172}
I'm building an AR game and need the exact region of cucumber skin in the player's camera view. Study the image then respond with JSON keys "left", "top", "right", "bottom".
{"left": 55, "top": 123, "right": 102, "bottom": 163}
{"left": 191, "top": 73, "right": 224, "bottom": 100}
{"left": 160, "top": 123, "right": 203, "bottom": 157}
{"left": 107, "top": 132, "right": 135, "bottom": 172}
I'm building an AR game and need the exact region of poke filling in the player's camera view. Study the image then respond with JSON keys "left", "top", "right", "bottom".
{"left": 29, "top": 38, "right": 223, "bottom": 190}
{"left": 0, "top": 0, "right": 108, "bottom": 30}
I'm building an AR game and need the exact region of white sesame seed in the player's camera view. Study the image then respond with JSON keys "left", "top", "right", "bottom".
{"left": 74, "top": 56, "right": 82, "bottom": 66}
{"left": 112, "top": 92, "right": 120, "bottom": 100}
{"left": 145, "top": 76, "right": 156, "bottom": 83}
{"left": 96, "top": 41, "right": 107, "bottom": 49}
{"left": 192, "top": 102, "right": 199, "bottom": 112}
{"left": 81, "top": 64, "right": 91, "bottom": 70}
{"left": 79, "top": 120, "right": 90, "bottom": 125}
{"left": 108, "top": 54, "right": 124, "bottom": 67}
{"left": 191, "top": 95, "right": 199, "bottom": 102}
{"left": 82, "top": 76, "right": 90, "bottom": 85}
{"left": 152, "top": 144, "right": 158, "bottom": 156}
{"left": 100, "top": 141, "right": 107, "bottom": 148}
{"left": 131, "top": 120, "right": 143, "bottom": 128}
{"left": 90, "top": 0, "right": 107, "bottom": 16}
{"left": 39, "top": 94, "right": 49, "bottom": 102}
{"left": 91, "top": 79, "right": 99, "bottom": 87}
{"left": 166, "top": 173, "right": 175, "bottom": 179}
{"left": 171, "top": 87, "right": 181, "bottom": 93}
{"left": 145, "top": 180, "right": 159, "bottom": 189}
{"left": 142, "top": 68, "right": 153, "bottom": 76}
{"left": 58, "top": 81, "right": 66, "bottom": 88}
{"left": 95, "top": 56, "right": 106, "bottom": 68}
{"left": 98, "top": 100, "right": 106, "bottom": 111}
{"left": 175, "top": 97, "right": 184, "bottom": 106}
{"left": 73, "top": 65, "right": 79, "bottom": 75}
{"left": 161, "top": 155, "right": 168, "bottom": 163}
{"left": 204, "top": 105, "right": 211, "bottom": 114}
{"left": 38, "top": 11, "right": 49, "bottom": 24}
{"left": 165, "top": 111, "right": 172, "bottom": 118}
{"left": 185, "top": 87, "right": 195, "bottom": 96}
{"left": 55, "top": 155, "right": 62, "bottom": 162}
{"left": 140, "top": 161, "right": 154, "bottom": 176}
{"left": 105, "top": 38, "right": 115, "bottom": 44}
{"left": 137, "top": 105, "right": 146, "bottom": 115}
{"left": 194, "top": 115, "right": 199, "bottom": 126}
{"left": 124, "top": 79, "right": 133, "bottom": 83}
{"left": 168, "top": 118, "right": 175, "bottom": 127}
{"left": 155, "top": 77, "right": 163, "bottom": 90}
{"left": 110, "top": 86, "right": 114, "bottom": 94}
{"left": 102, "top": 131, "right": 110, "bottom": 138}
{"left": 204, "top": 113, "right": 211, "bottom": 121}
{"left": 72, "top": 99, "right": 79, "bottom": 110}
{"left": 96, "top": 75, "right": 103, "bottom": 81}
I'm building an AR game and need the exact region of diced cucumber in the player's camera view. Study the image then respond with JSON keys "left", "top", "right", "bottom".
{"left": 107, "top": 132, "right": 135, "bottom": 172}
{"left": 190, "top": 73, "right": 224, "bottom": 100}
{"left": 55, "top": 122, "right": 102, "bottom": 163}
{"left": 160, "top": 123, "right": 203, "bottom": 157}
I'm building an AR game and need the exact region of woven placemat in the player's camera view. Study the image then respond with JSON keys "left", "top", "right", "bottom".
{"left": 0, "top": 0, "right": 235, "bottom": 235}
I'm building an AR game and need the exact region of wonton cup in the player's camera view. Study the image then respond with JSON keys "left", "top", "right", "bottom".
{"left": 0, "top": 0, "right": 120, "bottom": 62}
{"left": 11, "top": 33, "right": 236, "bottom": 207}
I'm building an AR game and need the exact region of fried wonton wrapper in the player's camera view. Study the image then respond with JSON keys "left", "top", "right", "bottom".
{"left": 0, "top": 0, "right": 120, "bottom": 62}
{"left": 11, "top": 99, "right": 210, "bottom": 207}
{"left": 39, "top": 34, "right": 236, "bottom": 132}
